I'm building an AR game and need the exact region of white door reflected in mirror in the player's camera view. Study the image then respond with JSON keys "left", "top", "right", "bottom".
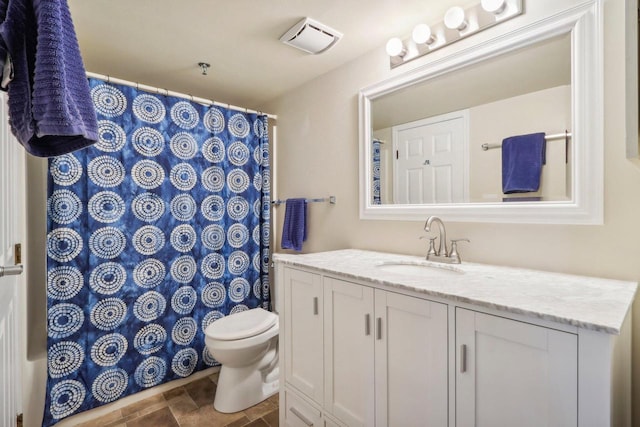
{"left": 374, "top": 111, "right": 468, "bottom": 204}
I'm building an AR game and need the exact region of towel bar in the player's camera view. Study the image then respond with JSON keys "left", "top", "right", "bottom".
{"left": 481, "top": 131, "right": 572, "bottom": 151}
{"left": 271, "top": 196, "right": 336, "bottom": 206}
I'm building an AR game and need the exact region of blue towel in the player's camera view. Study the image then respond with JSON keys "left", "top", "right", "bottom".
{"left": 281, "top": 198, "right": 307, "bottom": 252}
{"left": 0, "top": 0, "right": 98, "bottom": 157}
{"left": 501, "top": 132, "right": 546, "bottom": 194}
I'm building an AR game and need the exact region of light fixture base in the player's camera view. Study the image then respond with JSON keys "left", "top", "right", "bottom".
{"left": 198, "top": 62, "right": 211, "bottom": 75}
{"left": 389, "top": 0, "right": 523, "bottom": 69}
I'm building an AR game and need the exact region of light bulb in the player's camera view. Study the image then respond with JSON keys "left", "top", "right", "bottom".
{"left": 385, "top": 37, "right": 406, "bottom": 57}
{"left": 412, "top": 24, "right": 436, "bottom": 45}
{"left": 444, "top": 6, "right": 468, "bottom": 31}
{"left": 481, "top": 0, "right": 507, "bottom": 14}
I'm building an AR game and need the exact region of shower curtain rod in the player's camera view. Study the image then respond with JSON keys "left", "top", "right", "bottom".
{"left": 86, "top": 71, "right": 277, "bottom": 120}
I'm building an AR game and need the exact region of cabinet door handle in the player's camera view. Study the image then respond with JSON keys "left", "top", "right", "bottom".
{"left": 376, "top": 317, "right": 382, "bottom": 340}
{"left": 290, "top": 406, "right": 314, "bottom": 426}
{"left": 460, "top": 344, "right": 467, "bottom": 373}
{"left": 313, "top": 297, "right": 318, "bottom": 315}
{"left": 365, "top": 313, "right": 371, "bottom": 336}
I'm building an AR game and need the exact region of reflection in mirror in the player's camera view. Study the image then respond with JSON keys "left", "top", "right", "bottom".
{"left": 371, "top": 33, "right": 571, "bottom": 205}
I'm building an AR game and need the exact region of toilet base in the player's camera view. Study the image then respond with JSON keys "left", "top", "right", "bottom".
{"left": 213, "top": 364, "right": 279, "bottom": 413}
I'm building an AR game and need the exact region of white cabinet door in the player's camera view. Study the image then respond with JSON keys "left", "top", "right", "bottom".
{"left": 284, "top": 268, "right": 324, "bottom": 403}
{"left": 456, "top": 308, "right": 578, "bottom": 427}
{"left": 375, "top": 290, "right": 448, "bottom": 427}
{"left": 323, "top": 277, "right": 375, "bottom": 427}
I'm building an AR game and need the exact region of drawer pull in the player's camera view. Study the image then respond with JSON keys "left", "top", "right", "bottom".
{"left": 365, "top": 313, "right": 371, "bottom": 336}
{"left": 376, "top": 317, "right": 382, "bottom": 340}
{"left": 290, "top": 406, "right": 314, "bottom": 426}
{"left": 313, "top": 297, "right": 318, "bottom": 315}
{"left": 460, "top": 344, "right": 467, "bottom": 373}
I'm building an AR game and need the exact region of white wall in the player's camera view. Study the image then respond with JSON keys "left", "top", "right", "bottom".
{"left": 22, "top": 156, "right": 48, "bottom": 427}
{"left": 265, "top": 0, "right": 640, "bottom": 424}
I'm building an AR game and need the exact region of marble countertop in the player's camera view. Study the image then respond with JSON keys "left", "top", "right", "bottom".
{"left": 272, "top": 249, "right": 638, "bottom": 334}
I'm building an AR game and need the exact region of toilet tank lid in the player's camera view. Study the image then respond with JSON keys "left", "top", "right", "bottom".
{"left": 205, "top": 308, "right": 277, "bottom": 341}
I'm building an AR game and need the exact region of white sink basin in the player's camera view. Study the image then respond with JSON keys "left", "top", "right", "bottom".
{"left": 376, "top": 261, "right": 464, "bottom": 277}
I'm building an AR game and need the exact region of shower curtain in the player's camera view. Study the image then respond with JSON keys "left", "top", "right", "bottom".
{"left": 43, "top": 79, "right": 270, "bottom": 425}
{"left": 372, "top": 139, "right": 381, "bottom": 204}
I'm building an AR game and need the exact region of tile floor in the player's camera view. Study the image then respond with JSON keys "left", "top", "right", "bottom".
{"left": 76, "top": 373, "right": 278, "bottom": 427}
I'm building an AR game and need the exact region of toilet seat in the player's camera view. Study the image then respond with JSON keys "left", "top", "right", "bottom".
{"left": 205, "top": 307, "right": 277, "bottom": 341}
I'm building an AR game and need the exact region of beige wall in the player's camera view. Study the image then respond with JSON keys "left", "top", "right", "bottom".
{"left": 265, "top": 0, "right": 640, "bottom": 424}
{"left": 469, "top": 85, "right": 571, "bottom": 202}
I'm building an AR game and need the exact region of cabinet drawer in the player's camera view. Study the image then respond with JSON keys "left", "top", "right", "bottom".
{"left": 284, "top": 389, "right": 322, "bottom": 427}
{"left": 324, "top": 416, "right": 347, "bottom": 427}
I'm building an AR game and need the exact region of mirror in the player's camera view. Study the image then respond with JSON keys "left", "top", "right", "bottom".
{"left": 359, "top": 3, "right": 603, "bottom": 224}
{"left": 373, "top": 34, "right": 571, "bottom": 205}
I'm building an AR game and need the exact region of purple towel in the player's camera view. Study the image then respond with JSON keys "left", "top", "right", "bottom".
{"left": 0, "top": 0, "right": 98, "bottom": 157}
{"left": 502, "top": 132, "right": 546, "bottom": 194}
{"left": 281, "top": 198, "right": 307, "bottom": 252}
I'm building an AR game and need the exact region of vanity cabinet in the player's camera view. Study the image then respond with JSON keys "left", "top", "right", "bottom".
{"left": 276, "top": 250, "right": 634, "bottom": 427}
{"left": 323, "top": 277, "right": 448, "bottom": 427}
{"left": 456, "top": 308, "right": 578, "bottom": 427}
{"left": 283, "top": 267, "right": 324, "bottom": 404}
{"left": 323, "top": 277, "right": 374, "bottom": 426}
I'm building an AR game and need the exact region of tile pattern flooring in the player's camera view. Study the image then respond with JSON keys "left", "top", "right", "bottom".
{"left": 76, "top": 373, "right": 278, "bottom": 427}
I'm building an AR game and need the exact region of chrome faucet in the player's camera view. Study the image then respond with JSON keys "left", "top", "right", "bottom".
{"left": 422, "top": 216, "right": 469, "bottom": 264}
{"left": 424, "top": 216, "right": 448, "bottom": 259}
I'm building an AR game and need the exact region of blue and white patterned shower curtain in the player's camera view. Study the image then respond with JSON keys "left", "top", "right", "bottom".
{"left": 372, "top": 139, "right": 381, "bottom": 204}
{"left": 43, "top": 79, "right": 270, "bottom": 425}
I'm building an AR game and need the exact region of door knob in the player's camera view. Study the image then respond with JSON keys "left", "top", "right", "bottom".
{"left": 0, "top": 265, "right": 23, "bottom": 278}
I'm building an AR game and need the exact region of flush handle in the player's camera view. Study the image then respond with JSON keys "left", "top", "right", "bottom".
{"left": 376, "top": 317, "right": 382, "bottom": 340}
{"left": 313, "top": 297, "right": 318, "bottom": 315}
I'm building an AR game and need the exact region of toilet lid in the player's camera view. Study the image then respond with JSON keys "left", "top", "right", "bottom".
{"left": 205, "top": 308, "right": 277, "bottom": 341}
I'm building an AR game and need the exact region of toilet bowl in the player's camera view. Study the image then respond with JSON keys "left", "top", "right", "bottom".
{"left": 204, "top": 307, "right": 279, "bottom": 413}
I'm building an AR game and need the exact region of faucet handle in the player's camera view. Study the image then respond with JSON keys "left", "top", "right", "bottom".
{"left": 450, "top": 238, "right": 470, "bottom": 244}
{"left": 419, "top": 236, "right": 439, "bottom": 257}
{"left": 449, "top": 238, "right": 470, "bottom": 263}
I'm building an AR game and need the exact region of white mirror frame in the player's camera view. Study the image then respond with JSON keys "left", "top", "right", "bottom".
{"left": 359, "top": 2, "right": 602, "bottom": 224}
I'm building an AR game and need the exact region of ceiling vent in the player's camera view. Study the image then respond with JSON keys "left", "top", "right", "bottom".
{"left": 280, "top": 17, "right": 343, "bottom": 54}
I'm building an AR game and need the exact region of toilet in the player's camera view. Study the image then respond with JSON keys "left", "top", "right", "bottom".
{"left": 204, "top": 307, "right": 279, "bottom": 413}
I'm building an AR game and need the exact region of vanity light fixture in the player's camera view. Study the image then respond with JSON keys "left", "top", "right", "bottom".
{"left": 481, "top": 0, "right": 508, "bottom": 14}
{"left": 444, "top": 6, "right": 468, "bottom": 31}
{"left": 385, "top": 37, "right": 407, "bottom": 58}
{"left": 386, "top": 0, "right": 523, "bottom": 68}
{"left": 412, "top": 24, "right": 436, "bottom": 45}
